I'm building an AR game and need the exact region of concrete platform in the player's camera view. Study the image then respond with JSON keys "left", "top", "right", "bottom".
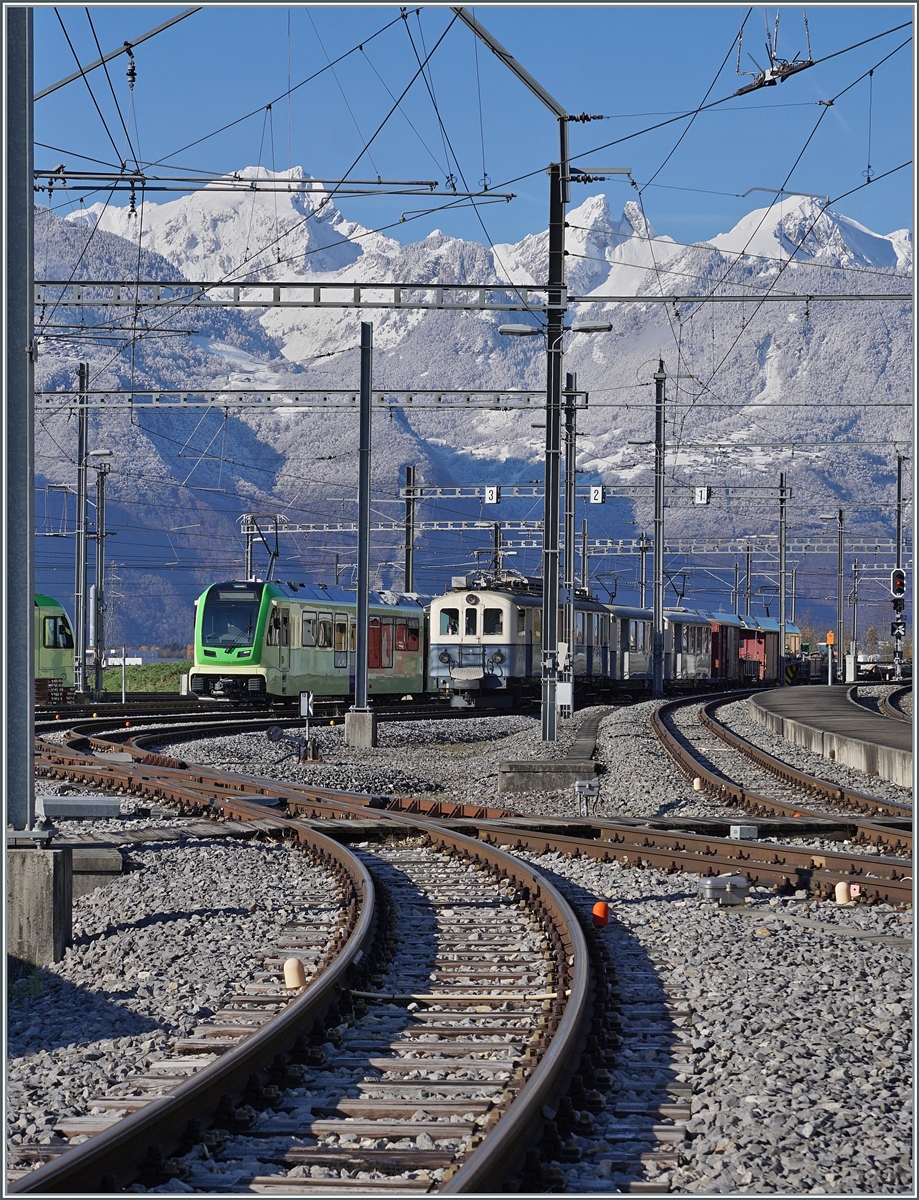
{"left": 748, "top": 686, "right": 913, "bottom": 788}
{"left": 498, "top": 708, "right": 609, "bottom": 793}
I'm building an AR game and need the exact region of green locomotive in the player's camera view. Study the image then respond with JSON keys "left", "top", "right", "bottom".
{"left": 34, "top": 593, "right": 75, "bottom": 703}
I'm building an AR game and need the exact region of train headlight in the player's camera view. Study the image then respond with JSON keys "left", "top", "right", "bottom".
{"left": 491, "top": 652, "right": 504, "bottom": 664}
{"left": 438, "top": 651, "right": 451, "bottom": 664}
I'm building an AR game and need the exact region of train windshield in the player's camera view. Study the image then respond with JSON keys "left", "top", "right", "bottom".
{"left": 201, "top": 583, "right": 264, "bottom": 647}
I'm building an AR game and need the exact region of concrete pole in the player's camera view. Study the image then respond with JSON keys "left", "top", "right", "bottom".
{"left": 403, "top": 464, "right": 415, "bottom": 592}
{"left": 73, "top": 364, "right": 89, "bottom": 695}
{"left": 345, "top": 323, "right": 377, "bottom": 747}
{"left": 779, "top": 472, "right": 787, "bottom": 684}
{"left": 4, "top": 6, "right": 36, "bottom": 831}
{"left": 541, "top": 163, "right": 565, "bottom": 742}
{"left": 651, "top": 361, "right": 666, "bottom": 699}
{"left": 93, "top": 465, "right": 109, "bottom": 700}
{"left": 836, "top": 508, "right": 844, "bottom": 683}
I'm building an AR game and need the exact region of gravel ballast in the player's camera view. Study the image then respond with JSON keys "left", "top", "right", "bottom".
{"left": 516, "top": 850, "right": 913, "bottom": 1195}
{"left": 7, "top": 820, "right": 340, "bottom": 1166}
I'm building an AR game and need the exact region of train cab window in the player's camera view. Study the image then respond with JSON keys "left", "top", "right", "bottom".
{"left": 483, "top": 608, "right": 503, "bottom": 636}
{"left": 407, "top": 618, "right": 420, "bottom": 651}
{"left": 43, "top": 615, "right": 74, "bottom": 649}
{"left": 440, "top": 607, "right": 459, "bottom": 635}
{"left": 317, "top": 614, "right": 333, "bottom": 649}
{"left": 533, "top": 609, "right": 542, "bottom": 642}
{"left": 301, "top": 612, "right": 317, "bottom": 647}
{"left": 516, "top": 607, "right": 527, "bottom": 636}
{"left": 465, "top": 608, "right": 477, "bottom": 636}
{"left": 381, "top": 617, "right": 393, "bottom": 668}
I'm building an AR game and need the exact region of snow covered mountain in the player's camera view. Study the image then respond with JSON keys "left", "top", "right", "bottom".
{"left": 33, "top": 170, "right": 911, "bottom": 642}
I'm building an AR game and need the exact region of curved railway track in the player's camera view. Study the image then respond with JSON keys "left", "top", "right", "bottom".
{"left": 878, "top": 683, "right": 912, "bottom": 723}
{"left": 647, "top": 694, "right": 910, "bottom": 893}
{"left": 18, "top": 734, "right": 597, "bottom": 1194}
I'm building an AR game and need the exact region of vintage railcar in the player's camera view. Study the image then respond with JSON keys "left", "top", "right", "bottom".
{"left": 427, "top": 574, "right": 613, "bottom": 705}
{"left": 189, "top": 580, "right": 426, "bottom": 702}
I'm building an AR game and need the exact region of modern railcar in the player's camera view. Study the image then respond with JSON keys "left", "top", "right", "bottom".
{"left": 34, "top": 593, "right": 75, "bottom": 703}
{"left": 189, "top": 580, "right": 426, "bottom": 702}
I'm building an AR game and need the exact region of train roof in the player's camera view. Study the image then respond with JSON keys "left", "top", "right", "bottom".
{"left": 34, "top": 593, "right": 67, "bottom": 609}
{"left": 203, "top": 581, "right": 424, "bottom": 610}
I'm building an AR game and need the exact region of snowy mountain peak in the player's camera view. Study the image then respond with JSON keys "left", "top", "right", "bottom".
{"left": 708, "top": 195, "right": 910, "bottom": 272}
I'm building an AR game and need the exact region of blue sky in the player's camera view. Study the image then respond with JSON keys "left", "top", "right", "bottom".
{"left": 33, "top": 3, "right": 914, "bottom": 247}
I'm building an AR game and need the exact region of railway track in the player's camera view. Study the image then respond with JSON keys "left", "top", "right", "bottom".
{"left": 878, "top": 683, "right": 912, "bottom": 723}
{"left": 649, "top": 694, "right": 911, "bottom": 874}
{"left": 18, "top": 742, "right": 598, "bottom": 1194}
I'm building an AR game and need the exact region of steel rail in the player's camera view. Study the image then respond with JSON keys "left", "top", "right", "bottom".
{"left": 29, "top": 742, "right": 594, "bottom": 1192}
{"left": 697, "top": 697, "right": 912, "bottom": 819}
{"left": 879, "top": 684, "right": 912, "bottom": 723}
{"left": 10, "top": 825, "right": 376, "bottom": 1194}
{"left": 468, "top": 820, "right": 912, "bottom": 906}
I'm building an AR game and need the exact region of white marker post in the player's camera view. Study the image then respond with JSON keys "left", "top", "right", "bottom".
{"left": 300, "top": 690, "right": 314, "bottom": 741}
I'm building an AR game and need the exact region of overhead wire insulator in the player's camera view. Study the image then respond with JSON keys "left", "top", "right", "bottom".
{"left": 124, "top": 42, "right": 136, "bottom": 90}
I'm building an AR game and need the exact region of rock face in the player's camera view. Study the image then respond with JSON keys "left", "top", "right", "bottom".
{"left": 33, "top": 171, "right": 911, "bottom": 643}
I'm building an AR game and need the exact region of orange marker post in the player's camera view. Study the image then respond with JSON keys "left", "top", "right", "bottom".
{"left": 592, "top": 901, "right": 610, "bottom": 928}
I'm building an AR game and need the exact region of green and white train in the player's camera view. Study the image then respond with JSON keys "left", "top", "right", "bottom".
{"left": 189, "top": 580, "right": 425, "bottom": 701}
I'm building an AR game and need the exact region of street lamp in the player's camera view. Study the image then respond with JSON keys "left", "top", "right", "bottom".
{"left": 819, "top": 509, "right": 844, "bottom": 684}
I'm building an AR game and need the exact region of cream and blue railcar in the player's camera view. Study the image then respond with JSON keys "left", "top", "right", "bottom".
{"left": 428, "top": 578, "right": 613, "bottom": 705}
{"left": 190, "top": 580, "right": 425, "bottom": 701}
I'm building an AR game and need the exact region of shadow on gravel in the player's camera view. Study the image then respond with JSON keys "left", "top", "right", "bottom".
{"left": 70, "top": 904, "right": 253, "bottom": 947}
{"left": 7, "top": 963, "right": 165, "bottom": 1054}
{"left": 523, "top": 862, "right": 686, "bottom": 1194}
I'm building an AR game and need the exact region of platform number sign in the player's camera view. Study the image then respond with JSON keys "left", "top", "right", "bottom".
{"left": 484, "top": 486, "right": 501, "bottom": 504}
{"left": 589, "top": 486, "right": 605, "bottom": 504}
{"left": 694, "top": 486, "right": 713, "bottom": 506}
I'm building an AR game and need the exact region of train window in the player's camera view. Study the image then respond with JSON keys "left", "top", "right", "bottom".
{"left": 440, "top": 608, "right": 459, "bottom": 635}
{"left": 267, "top": 608, "right": 289, "bottom": 646}
{"left": 381, "top": 618, "right": 393, "bottom": 668}
{"left": 407, "top": 618, "right": 420, "bottom": 651}
{"left": 369, "top": 617, "right": 382, "bottom": 668}
{"left": 334, "top": 617, "right": 348, "bottom": 653}
{"left": 301, "top": 612, "right": 317, "bottom": 647}
{"left": 43, "top": 616, "right": 74, "bottom": 649}
{"left": 483, "top": 608, "right": 503, "bottom": 635}
{"left": 317, "top": 614, "right": 333, "bottom": 649}
{"left": 533, "top": 609, "right": 542, "bottom": 642}
{"left": 516, "top": 607, "right": 527, "bottom": 636}
{"left": 465, "top": 608, "right": 477, "bottom": 636}
{"left": 350, "top": 620, "right": 357, "bottom": 652}
{"left": 575, "top": 612, "right": 585, "bottom": 645}
{"left": 395, "top": 621, "right": 408, "bottom": 650}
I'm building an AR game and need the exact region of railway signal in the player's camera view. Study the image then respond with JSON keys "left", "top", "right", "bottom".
{"left": 891, "top": 568, "right": 906, "bottom": 597}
